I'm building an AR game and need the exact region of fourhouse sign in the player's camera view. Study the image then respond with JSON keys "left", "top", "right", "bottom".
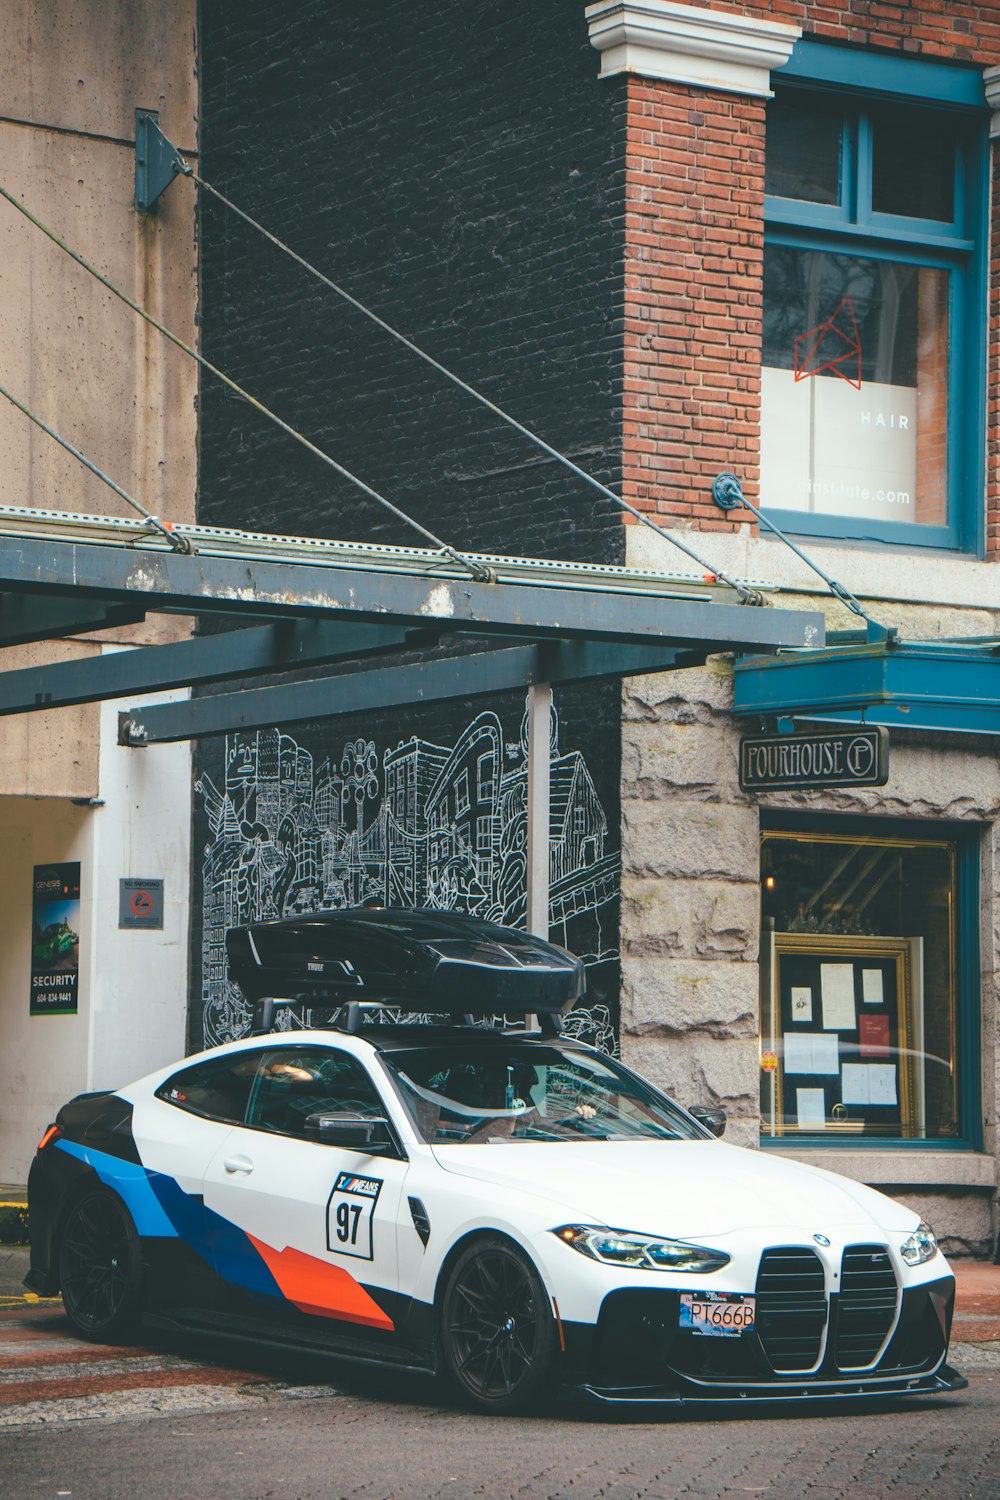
{"left": 739, "top": 728, "right": 889, "bottom": 792}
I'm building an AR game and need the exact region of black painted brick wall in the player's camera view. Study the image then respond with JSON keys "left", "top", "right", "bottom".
{"left": 197, "top": 0, "right": 626, "bottom": 561}
{"left": 192, "top": 0, "right": 626, "bottom": 1045}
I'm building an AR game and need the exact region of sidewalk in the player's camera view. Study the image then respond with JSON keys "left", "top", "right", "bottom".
{"left": 951, "top": 1259, "right": 1000, "bottom": 1343}
{"left": 0, "top": 1187, "right": 28, "bottom": 1248}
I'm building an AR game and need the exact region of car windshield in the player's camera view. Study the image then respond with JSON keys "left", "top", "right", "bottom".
{"left": 381, "top": 1042, "right": 707, "bottom": 1144}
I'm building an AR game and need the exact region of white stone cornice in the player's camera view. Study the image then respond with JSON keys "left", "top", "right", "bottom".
{"left": 983, "top": 64, "right": 1000, "bottom": 138}
{"left": 585, "top": 0, "right": 800, "bottom": 98}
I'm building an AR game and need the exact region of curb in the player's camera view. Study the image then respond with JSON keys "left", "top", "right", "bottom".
{"left": 0, "top": 1202, "right": 29, "bottom": 1246}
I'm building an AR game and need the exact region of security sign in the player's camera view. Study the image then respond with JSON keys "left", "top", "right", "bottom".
{"left": 119, "top": 877, "right": 164, "bottom": 929}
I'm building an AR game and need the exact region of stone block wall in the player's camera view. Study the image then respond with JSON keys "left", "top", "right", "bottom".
{"left": 620, "top": 656, "right": 763, "bottom": 1146}
{"left": 620, "top": 598, "right": 1000, "bottom": 1253}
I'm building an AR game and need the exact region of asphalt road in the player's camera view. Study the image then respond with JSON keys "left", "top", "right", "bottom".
{"left": 4, "top": 1249, "right": 1000, "bottom": 1500}
{"left": 3, "top": 1324, "right": 1000, "bottom": 1500}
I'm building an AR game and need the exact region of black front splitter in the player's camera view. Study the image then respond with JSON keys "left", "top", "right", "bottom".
{"left": 576, "top": 1364, "right": 968, "bottom": 1407}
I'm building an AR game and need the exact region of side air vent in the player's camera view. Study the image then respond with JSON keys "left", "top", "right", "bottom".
{"left": 835, "top": 1244, "right": 898, "bottom": 1369}
{"left": 756, "top": 1247, "right": 828, "bottom": 1373}
{"left": 408, "top": 1196, "right": 431, "bottom": 1248}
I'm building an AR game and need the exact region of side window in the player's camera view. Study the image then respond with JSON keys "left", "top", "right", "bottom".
{"left": 246, "top": 1047, "right": 384, "bottom": 1139}
{"left": 157, "top": 1051, "right": 263, "bottom": 1124}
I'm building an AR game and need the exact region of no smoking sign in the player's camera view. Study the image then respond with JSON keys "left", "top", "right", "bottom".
{"left": 119, "top": 877, "right": 164, "bottom": 929}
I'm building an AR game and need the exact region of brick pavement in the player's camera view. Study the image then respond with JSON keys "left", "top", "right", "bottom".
{"left": 1, "top": 1358, "right": 998, "bottom": 1500}
{"left": 0, "top": 1250, "right": 997, "bottom": 1499}
{"left": 951, "top": 1258, "right": 1000, "bottom": 1346}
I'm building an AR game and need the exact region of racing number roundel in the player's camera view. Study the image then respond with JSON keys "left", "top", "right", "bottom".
{"left": 326, "top": 1172, "right": 382, "bottom": 1261}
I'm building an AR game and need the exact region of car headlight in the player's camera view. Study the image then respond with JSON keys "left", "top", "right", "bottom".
{"left": 899, "top": 1221, "right": 938, "bottom": 1267}
{"left": 553, "top": 1225, "right": 730, "bottom": 1273}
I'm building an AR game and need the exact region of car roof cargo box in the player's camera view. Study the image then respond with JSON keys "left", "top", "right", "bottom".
{"left": 226, "top": 908, "right": 586, "bottom": 1016}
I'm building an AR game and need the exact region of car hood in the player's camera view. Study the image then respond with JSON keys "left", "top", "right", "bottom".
{"left": 430, "top": 1139, "right": 917, "bottom": 1239}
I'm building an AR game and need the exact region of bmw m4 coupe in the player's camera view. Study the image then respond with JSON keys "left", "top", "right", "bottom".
{"left": 26, "top": 910, "right": 964, "bottom": 1413}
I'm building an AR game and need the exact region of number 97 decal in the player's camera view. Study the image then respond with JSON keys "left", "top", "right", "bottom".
{"left": 326, "top": 1172, "right": 383, "bottom": 1260}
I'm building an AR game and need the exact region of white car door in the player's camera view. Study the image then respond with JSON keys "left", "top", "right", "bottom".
{"left": 202, "top": 1043, "right": 410, "bottom": 1335}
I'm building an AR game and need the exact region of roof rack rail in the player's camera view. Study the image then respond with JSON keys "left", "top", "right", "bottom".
{"left": 249, "top": 995, "right": 566, "bottom": 1039}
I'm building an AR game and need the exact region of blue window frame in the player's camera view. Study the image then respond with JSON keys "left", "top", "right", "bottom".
{"left": 762, "top": 44, "right": 988, "bottom": 553}
{"left": 759, "top": 812, "right": 982, "bottom": 1152}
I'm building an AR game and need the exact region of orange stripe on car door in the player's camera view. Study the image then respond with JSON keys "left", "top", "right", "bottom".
{"left": 247, "top": 1235, "right": 394, "bottom": 1330}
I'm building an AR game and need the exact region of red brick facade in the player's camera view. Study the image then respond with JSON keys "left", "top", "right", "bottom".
{"left": 620, "top": 0, "right": 1000, "bottom": 556}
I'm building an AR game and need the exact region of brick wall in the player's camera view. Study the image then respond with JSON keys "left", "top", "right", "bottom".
{"left": 198, "top": 0, "right": 626, "bottom": 566}
{"left": 991, "top": 139, "right": 1000, "bottom": 560}
{"left": 620, "top": 0, "right": 1000, "bottom": 556}
{"left": 195, "top": 0, "right": 627, "bottom": 1045}
{"left": 694, "top": 1, "right": 998, "bottom": 62}
{"left": 621, "top": 81, "right": 766, "bottom": 531}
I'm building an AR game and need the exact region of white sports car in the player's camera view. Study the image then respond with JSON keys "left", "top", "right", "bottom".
{"left": 26, "top": 910, "right": 964, "bottom": 1413}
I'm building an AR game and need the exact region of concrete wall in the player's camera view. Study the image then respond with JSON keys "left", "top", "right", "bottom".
{"left": 0, "top": 0, "right": 198, "bottom": 685}
{"left": 0, "top": 653, "right": 191, "bottom": 1183}
{"left": 0, "top": 4, "right": 198, "bottom": 1170}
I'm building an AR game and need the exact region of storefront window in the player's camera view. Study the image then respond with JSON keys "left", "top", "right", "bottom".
{"left": 759, "top": 828, "right": 966, "bottom": 1143}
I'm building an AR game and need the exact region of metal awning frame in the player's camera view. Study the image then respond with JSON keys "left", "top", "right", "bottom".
{"left": 0, "top": 518, "right": 826, "bottom": 745}
{"left": 734, "top": 638, "right": 1000, "bottom": 738}
{"left": 0, "top": 511, "right": 828, "bottom": 941}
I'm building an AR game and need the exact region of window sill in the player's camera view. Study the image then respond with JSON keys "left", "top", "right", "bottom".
{"left": 763, "top": 1147, "right": 995, "bottom": 1190}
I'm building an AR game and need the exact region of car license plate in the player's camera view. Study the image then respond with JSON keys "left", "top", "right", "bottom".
{"left": 679, "top": 1292, "right": 756, "bottom": 1337}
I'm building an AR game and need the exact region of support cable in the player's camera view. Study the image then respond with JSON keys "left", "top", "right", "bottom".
{"left": 711, "top": 473, "right": 889, "bottom": 642}
{"left": 188, "top": 169, "right": 763, "bottom": 607}
{"left": 0, "top": 185, "right": 494, "bottom": 586}
{"left": 0, "top": 379, "right": 193, "bottom": 553}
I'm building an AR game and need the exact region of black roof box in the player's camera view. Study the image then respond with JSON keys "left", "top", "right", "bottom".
{"left": 226, "top": 908, "right": 585, "bottom": 1016}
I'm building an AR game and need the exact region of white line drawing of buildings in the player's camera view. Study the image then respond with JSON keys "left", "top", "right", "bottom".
{"left": 195, "top": 698, "right": 619, "bottom": 1049}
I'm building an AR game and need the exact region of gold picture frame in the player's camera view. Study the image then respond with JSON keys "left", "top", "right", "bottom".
{"left": 763, "top": 931, "right": 917, "bottom": 1138}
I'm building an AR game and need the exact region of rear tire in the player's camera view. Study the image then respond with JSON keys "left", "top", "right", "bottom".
{"left": 439, "top": 1235, "right": 557, "bottom": 1414}
{"left": 58, "top": 1187, "right": 143, "bottom": 1342}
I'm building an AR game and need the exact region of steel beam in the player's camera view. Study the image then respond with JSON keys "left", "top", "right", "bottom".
{"left": 525, "top": 682, "right": 552, "bottom": 942}
{"left": 0, "top": 532, "right": 825, "bottom": 651}
{"left": 0, "top": 595, "right": 144, "bottom": 646}
{"left": 119, "top": 641, "right": 704, "bottom": 744}
{"left": 0, "top": 620, "right": 432, "bottom": 716}
{"left": 800, "top": 707, "right": 1000, "bottom": 736}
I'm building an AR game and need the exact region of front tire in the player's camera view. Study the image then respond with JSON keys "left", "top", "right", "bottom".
{"left": 440, "top": 1235, "right": 557, "bottom": 1414}
{"left": 58, "top": 1187, "right": 143, "bottom": 1342}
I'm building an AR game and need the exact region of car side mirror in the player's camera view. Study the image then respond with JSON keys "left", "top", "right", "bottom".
{"left": 689, "top": 1105, "right": 726, "bottom": 1138}
{"left": 304, "top": 1112, "right": 394, "bottom": 1153}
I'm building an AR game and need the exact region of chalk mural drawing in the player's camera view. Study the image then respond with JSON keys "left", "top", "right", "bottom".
{"left": 195, "top": 698, "right": 619, "bottom": 1052}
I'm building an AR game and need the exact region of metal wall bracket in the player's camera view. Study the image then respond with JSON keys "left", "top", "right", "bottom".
{"left": 118, "top": 714, "right": 148, "bottom": 748}
{"left": 135, "top": 110, "right": 188, "bottom": 214}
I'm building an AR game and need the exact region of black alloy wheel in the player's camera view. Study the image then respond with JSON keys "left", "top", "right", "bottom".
{"left": 58, "top": 1187, "right": 143, "bottom": 1342}
{"left": 440, "top": 1235, "right": 557, "bottom": 1414}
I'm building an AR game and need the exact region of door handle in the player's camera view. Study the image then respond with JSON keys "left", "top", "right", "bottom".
{"left": 223, "top": 1154, "right": 254, "bottom": 1175}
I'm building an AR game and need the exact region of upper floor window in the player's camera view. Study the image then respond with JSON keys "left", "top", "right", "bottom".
{"left": 761, "top": 49, "right": 987, "bottom": 551}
